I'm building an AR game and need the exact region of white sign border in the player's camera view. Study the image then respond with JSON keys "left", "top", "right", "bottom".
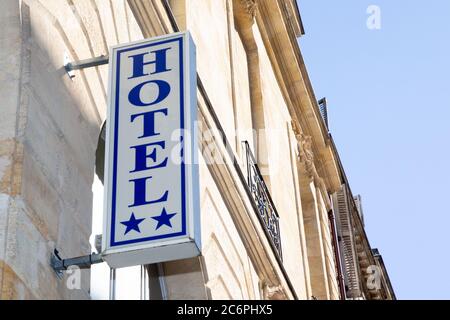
{"left": 101, "top": 32, "right": 200, "bottom": 267}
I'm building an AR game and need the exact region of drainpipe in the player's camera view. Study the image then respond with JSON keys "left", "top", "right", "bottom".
{"left": 328, "top": 209, "right": 346, "bottom": 300}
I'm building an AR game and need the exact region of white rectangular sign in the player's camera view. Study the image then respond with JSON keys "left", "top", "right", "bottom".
{"left": 102, "top": 32, "right": 200, "bottom": 268}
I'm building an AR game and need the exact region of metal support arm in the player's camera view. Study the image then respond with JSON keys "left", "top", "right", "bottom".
{"left": 51, "top": 249, "right": 104, "bottom": 278}
{"left": 64, "top": 55, "right": 109, "bottom": 78}
{"left": 64, "top": 55, "right": 109, "bottom": 72}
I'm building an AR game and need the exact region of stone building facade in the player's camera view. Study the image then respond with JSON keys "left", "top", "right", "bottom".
{"left": 0, "top": 0, "right": 394, "bottom": 299}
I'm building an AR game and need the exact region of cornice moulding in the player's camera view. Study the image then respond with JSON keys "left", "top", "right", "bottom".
{"left": 256, "top": 0, "right": 341, "bottom": 193}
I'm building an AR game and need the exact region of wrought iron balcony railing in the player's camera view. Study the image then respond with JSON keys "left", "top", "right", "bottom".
{"left": 243, "top": 141, "right": 282, "bottom": 260}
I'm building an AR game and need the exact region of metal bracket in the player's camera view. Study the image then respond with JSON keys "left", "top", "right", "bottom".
{"left": 64, "top": 54, "right": 109, "bottom": 78}
{"left": 51, "top": 249, "right": 104, "bottom": 278}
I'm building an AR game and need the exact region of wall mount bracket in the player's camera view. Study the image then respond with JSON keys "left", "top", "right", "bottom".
{"left": 64, "top": 54, "right": 109, "bottom": 78}
{"left": 51, "top": 249, "right": 104, "bottom": 279}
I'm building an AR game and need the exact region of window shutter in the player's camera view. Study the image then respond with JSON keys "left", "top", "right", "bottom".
{"left": 332, "top": 185, "right": 362, "bottom": 298}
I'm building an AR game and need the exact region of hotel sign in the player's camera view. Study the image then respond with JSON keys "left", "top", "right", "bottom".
{"left": 102, "top": 32, "right": 200, "bottom": 268}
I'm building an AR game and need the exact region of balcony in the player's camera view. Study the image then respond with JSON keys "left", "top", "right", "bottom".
{"left": 243, "top": 141, "right": 282, "bottom": 260}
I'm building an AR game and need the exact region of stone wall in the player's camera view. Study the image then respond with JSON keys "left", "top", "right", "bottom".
{"left": 0, "top": 0, "right": 143, "bottom": 299}
{"left": 178, "top": 0, "right": 310, "bottom": 299}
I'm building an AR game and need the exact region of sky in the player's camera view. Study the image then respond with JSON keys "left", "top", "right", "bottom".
{"left": 297, "top": 0, "right": 450, "bottom": 299}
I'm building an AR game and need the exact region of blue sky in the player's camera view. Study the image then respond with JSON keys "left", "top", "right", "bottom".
{"left": 297, "top": 0, "right": 450, "bottom": 299}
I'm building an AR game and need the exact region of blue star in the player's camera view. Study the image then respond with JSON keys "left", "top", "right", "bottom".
{"left": 151, "top": 208, "right": 177, "bottom": 230}
{"left": 120, "top": 213, "right": 145, "bottom": 235}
